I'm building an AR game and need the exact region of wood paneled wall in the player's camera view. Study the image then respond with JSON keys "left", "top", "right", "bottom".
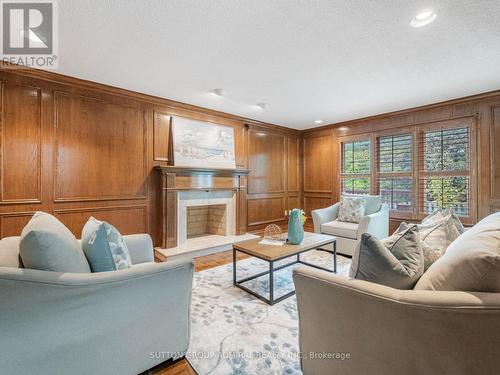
{"left": 2, "top": 65, "right": 499, "bottom": 242}
{"left": 246, "top": 125, "right": 302, "bottom": 232}
{"left": 302, "top": 129, "right": 337, "bottom": 221}
{"left": 301, "top": 90, "right": 500, "bottom": 232}
{"left": 0, "top": 68, "right": 300, "bottom": 244}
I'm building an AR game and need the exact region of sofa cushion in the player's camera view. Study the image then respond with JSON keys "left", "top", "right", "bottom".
{"left": 19, "top": 212, "right": 90, "bottom": 273}
{"left": 343, "top": 194, "right": 381, "bottom": 215}
{"left": 423, "top": 208, "right": 465, "bottom": 234}
{"left": 397, "top": 215, "right": 461, "bottom": 270}
{"left": 415, "top": 212, "right": 500, "bottom": 292}
{"left": 0, "top": 237, "right": 22, "bottom": 268}
{"left": 349, "top": 225, "right": 424, "bottom": 289}
{"left": 82, "top": 217, "right": 132, "bottom": 272}
{"left": 321, "top": 220, "right": 359, "bottom": 239}
{"left": 338, "top": 196, "right": 366, "bottom": 223}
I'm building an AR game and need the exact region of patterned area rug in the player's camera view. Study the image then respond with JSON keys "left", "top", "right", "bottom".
{"left": 187, "top": 250, "right": 351, "bottom": 375}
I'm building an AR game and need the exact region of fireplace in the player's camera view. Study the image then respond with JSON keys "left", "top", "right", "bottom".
{"left": 177, "top": 190, "right": 236, "bottom": 245}
{"left": 155, "top": 166, "right": 250, "bottom": 249}
{"left": 186, "top": 204, "right": 227, "bottom": 238}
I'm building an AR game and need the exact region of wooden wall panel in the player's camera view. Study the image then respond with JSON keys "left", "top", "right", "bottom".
{"left": 246, "top": 126, "right": 301, "bottom": 233}
{"left": 0, "top": 212, "right": 35, "bottom": 237}
{"left": 54, "top": 206, "right": 147, "bottom": 236}
{"left": 248, "top": 129, "right": 286, "bottom": 194}
{"left": 0, "top": 82, "right": 41, "bottom": 203}
{"left": 303, "top": 195, "right": 333, "bottom": 217}
{"left": 234, "top": 124, "right": 247, "bottom": 168}
{"left": 303, "top": 133, "right": 334, "bottom": 193}
{"left": 153, "top": 111, "right": 171, "bottom": 162}
{"left": 301, "top": 131, "right": 336, "bottom": 220}
{"left": 491, "top": 106, "right": 500, "bottom": 199}
{"left": 287, "top": 136, "right": 300, "bottom": 192}
{"left": 54, "top": 92, "right": 147, "bottom": 202}
{"left": 287, "top": 195, "right": 300, "bottom": 211}
{"left": 247, "top": 197, "right": 285, "bottom": 226}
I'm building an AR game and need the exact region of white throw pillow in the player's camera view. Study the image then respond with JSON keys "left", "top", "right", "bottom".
{"left": 342, "top": 194, "right": 381, "bottom": 215}
{"left": 423, "top": 208, "right": 465, "bottom": 234}
{"left": 338, "top": 196, "right": 366, "bottom": 223}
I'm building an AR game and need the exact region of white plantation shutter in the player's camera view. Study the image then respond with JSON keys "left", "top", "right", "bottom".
{"left": 419, "top": 127, "right": 470, "bottom": 217}
{"left": 340, "top": 139, "right": 371, "bottom": 195}
{"left": 376, "top": 134, "right": 413, "bottom": 214}
{"left": 338, "top": 118, "right": 475, "bottom": 223}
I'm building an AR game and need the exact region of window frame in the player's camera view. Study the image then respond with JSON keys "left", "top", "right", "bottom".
{"left": 339, "top": 135, "right": 372, "bottom": 195}
{"left": 417, "top": 118, "right": 476, "bottom": 224}
{"left": 337, "top": 117, "right": 477, "bottom": 224}
{"left": 374, "top": 127, "right": 415, "bottom": 220}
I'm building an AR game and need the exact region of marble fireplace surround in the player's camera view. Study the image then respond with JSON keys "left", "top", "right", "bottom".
{"left": 155, "top": 165, "right": 251, "bottom": 251}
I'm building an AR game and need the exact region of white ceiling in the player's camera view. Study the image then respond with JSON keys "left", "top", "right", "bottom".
{"left": 57, "top": 0, "right": 500, "bottom": 130}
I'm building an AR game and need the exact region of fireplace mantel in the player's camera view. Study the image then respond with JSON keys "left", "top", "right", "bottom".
{"left": 155, "top": 165, "right": 250, "bottom": 178}
{"left": 155, "top": 165, "right": 249, "bottom": 249}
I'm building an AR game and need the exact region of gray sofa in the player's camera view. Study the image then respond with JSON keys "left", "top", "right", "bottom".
{"left": 0, "top": 234, "right": 194, "bottom": 375}
{"left": 294, "top": 213, "right": 500, "bottom": 375}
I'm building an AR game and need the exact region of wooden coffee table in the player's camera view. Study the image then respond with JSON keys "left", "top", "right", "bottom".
{"left": 232, "top": 232, "right": 336, "bottom": 305}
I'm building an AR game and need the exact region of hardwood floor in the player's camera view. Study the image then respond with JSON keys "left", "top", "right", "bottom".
{"left": 193, "top": 249, "right": 248, "bottom": 272}
{"left": 148, "top": 250, "right": 248, "bottom": 375}
{"left": 142, "top": 357, "right": 196, "bottom": 375}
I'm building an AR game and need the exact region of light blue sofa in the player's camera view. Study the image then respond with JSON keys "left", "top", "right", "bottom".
{"left": 0, "top": 234, "right": 194, "bottom": 375}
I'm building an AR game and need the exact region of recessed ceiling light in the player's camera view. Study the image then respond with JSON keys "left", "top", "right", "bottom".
{"left": 410, "top": 10, "right": 437, "bottom": 27}
{"left": 256, "top": 103, "right": 269, "bottom": 110}
{"left": 210, "top": 88, "right": 226, "bottom": 97}
{"left": 314, "top": 120, "right": 323, "bottom": 125}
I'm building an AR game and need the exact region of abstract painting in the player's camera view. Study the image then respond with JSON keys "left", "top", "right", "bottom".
{"left": 172, "top": 116, "right": 236, "bottom": 169}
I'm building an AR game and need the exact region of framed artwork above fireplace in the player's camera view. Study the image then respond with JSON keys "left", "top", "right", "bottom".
{"left": 172, "top": 116, "right": 236, "bottom": 169}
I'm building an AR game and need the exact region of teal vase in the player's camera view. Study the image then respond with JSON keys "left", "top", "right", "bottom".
{"left": 288, "top": 209, "right": 304, "bottom": 245}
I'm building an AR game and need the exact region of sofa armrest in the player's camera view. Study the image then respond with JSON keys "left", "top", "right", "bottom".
{"left": 357, "top": 203, "right": 389, "bottom": 239}
{"left": 0, "top": 259, "right": 194, "bottom": 374}
{"left": 293, "top": 267, "right": 500, "bottom": 375}
{"left": 311, "top": 203, "right": 340, "bottom": 233}
{"left": 123, "top": 234, "right": 154, "bottom": 264}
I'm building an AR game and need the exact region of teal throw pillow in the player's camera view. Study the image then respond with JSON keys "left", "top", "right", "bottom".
{"left": 81, "top": 217, "right": 132, "bottom": 272}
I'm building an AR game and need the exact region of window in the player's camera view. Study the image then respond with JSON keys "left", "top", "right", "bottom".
{"left": 338, "top": 119, "right": 474, "bottom": 221}
{"left": 376, "top": 134, "right": 413, "bottom": 213}
{"left": 420, "top": 127, "right": 470, "bottom": 216}
{"left": 341, "top": 139, "right": 370, "bottom": 194}
{"left": 379, "top": 178, "right": 413, "bottom": 212}
{"left": 342, "top": 178, "right": 370, "bottom": 195}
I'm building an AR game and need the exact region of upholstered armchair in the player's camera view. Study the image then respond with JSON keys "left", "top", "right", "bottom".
{"left": 0, "top": 234, "right": 194, "bottom": 375}
{"left": 311, "top": 195, "right": 389, "bottom": 256}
